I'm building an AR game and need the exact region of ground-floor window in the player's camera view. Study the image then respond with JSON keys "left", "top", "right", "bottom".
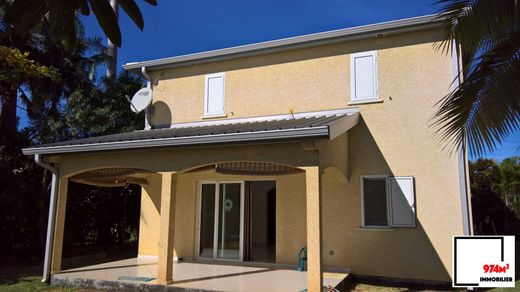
{"left": 361, "top": 176, "right": 389, "bottom": 227}
{"left": 361, "top": 175, "right": 416, "bottom": 228}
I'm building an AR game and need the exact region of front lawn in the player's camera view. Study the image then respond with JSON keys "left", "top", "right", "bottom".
{"left": 0, "top": 275, "right": 76, "bottom": 292}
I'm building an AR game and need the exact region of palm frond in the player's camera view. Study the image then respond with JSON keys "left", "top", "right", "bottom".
{"left": 435, "top": 0, "right": 519, "bottom": 59}
{"left": 434, "top": 30, "right": 520, "bottom": 156}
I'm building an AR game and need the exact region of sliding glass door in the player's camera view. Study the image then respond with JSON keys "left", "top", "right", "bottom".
{"left": 198, "top": 182, "right": 244, "bottom": 261}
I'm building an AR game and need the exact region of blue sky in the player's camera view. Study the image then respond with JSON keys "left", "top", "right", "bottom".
{"left": 17, "top": 0, "right": 520, "bottom": 160}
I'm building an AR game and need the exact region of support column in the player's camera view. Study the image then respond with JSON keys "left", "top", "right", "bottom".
{"left": 304, "top": 166, "right": 323, "bottom": 292}
{"left": 157, "top": 172, "right": 177, "bottom": 285}
{"left": 51, "top": 177, "right": 69, "bottom": 274}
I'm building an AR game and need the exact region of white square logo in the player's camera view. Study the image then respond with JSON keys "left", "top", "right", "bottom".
{"left": 453, "top": 236, "right": 515, "bottom": 288}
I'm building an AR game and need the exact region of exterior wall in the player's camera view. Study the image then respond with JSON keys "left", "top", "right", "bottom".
{"left": 320, "top": 126, "right": 460, "bottom": 281}
{"left": 137, "top": 173, "right": 162, "bottom": 256}
{"left": 148, "top": 28, "right": 445, "bottom": 127}
{"left": 137, "top": 169, "right": 307, "bottom": 265}
{"left": 49, "top": 142, "right": 317, "bottom": 177}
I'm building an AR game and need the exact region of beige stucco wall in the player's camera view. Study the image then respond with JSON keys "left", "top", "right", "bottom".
{"left": 320, "top": 127, "right": 460, "bottom": 281}
{"left": 148, "top": 29, "right": 446, "bottom": 127}
{"left": 136, "top": 169, "right": 307, "bottom": 264}
{"left": 52, "top": 27, "right": 467, "bottom": 283}
{"left": 137, "top": 173, "right": 162, "bottom": 256}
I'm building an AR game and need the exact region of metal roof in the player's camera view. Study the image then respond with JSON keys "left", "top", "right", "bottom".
{"left": 22, "top": 109, "right": 359, "bottom": 155}
{"left": 123, "top": 14, "right": 443, "bottom": 75}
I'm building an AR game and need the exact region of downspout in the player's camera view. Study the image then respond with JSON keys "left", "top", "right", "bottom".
{"left": 452, "top": 39, "right": 472, "bottom": 236}
{"left": 35, "top": 154, "right": 59, "bottom": 283}
{"left": 141, "top": 66, "right": 152, "bottom": 130}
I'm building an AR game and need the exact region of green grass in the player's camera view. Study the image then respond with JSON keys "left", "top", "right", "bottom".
{"left": 351, "top": 281, "right": 519, "bottom": 291}
{"left": 0, "top": 246, "right": 136, "bottom": 292}
{"left": 0, "top": 264, "right": 81, "bottom": 292}
{"left": 488, "top": 279, "right": 520, "bottom": 291}
{"left": 0, "top": 276, "right": 77, "bottom": 292}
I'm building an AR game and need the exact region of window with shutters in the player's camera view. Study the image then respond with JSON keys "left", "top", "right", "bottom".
{"left": 350, "top": 51, "right": 379, "bottom": 102}
{"left": 204, "top": 73, "right": 225, "bottom": 116}
{"left": 361, "top": 175, "right": 416, "bottom": 228}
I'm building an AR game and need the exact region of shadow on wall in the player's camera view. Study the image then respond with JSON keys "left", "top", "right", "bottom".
{"left": 148, "top": 100, "right": 172, "bottom": 128}
{"left": 322, "top": 116, "right": 451, "bottom": 282}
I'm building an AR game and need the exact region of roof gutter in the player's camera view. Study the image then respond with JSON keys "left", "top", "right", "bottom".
{"left": 34, "top": 154, "right": 59, "bottom": 283}
{"left": 23, "top": 126, "right": 331, "bottom": 156}
{"left": 123, "top": 14, "right": 444, "bottom": 75}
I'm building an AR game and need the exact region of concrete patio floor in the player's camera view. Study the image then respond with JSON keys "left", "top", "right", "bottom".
{"left": 51, "top": 257, "right": 349, "bottom": 291}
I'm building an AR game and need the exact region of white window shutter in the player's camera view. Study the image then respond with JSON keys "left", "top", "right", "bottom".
{"left": 388, "top": 176, "right": 416, "bottom": 227}
{"left": 350, "top": 51, "right": 378, "bottom": 101}
{"left": 205, "top": 73, "right": 225, "bottom": 115}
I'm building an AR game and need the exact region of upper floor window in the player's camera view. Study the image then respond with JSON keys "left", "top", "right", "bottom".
{"left": 361, "top": 175, "right": 416, "bottom": 228}
{"left": 350, "top": 51, "right": 379, "bottom": 102}
{"left": 204, "top": 72, "right": 225, "bottom": 116}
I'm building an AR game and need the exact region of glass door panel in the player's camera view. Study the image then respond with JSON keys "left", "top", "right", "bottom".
{"left": 199, "top": 184, "right": 216, "bottom": 258}
{"left": 217, "top": 183, "right": 242, "bottom": 260}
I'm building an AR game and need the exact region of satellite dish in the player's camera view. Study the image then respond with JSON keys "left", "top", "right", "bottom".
{"left": 129, "top": 87, "right": 153, "bottom": 113}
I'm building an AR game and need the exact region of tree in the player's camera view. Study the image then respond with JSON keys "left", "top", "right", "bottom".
{"left": 65, "top": 71, "right": 145, "bottom": 138}
{"left": 469, "top": 158, "right": 501, "bottom": 192}
{"left": 2, "top": 0, "right": 158, "bottom": 48}
{"left": 0, "top": 8, "right": 143, "bottom": 261}
{"left": 0, "top": 7, "right": 107, "bottom": 139}
{"left": 433, "top": 0, "right": 520, "bottom": 157}
{"left": 62, "top": 72, "right": 144, "bottom": 253}
{"left": 0, "top": 46, "right": 59, "bottom": 136}
{"left": 469, "top": 157, "right": 520, "bottom": 236}
{"left": 0, "top": 1, "right": 147, "bottom": 263}
{"left": 499, "top": 156, "right": 520, "bottom": 206}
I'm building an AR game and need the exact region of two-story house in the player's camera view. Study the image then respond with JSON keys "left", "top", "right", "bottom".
{"left": 23, "top": 14, "right": 472, "bottom": 292}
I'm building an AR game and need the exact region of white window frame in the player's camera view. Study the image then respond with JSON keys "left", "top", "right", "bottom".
{"left": 196, "top": 180, "right": 244, "bottom": 262}
{"left": 204, "top": 72, "right": 226, "bottom": 117}
{"left": 360, "top": 175, "right": 390, "bottom": 228}
{"left": 350, "top": 51, "right": 379, "bottom": 103}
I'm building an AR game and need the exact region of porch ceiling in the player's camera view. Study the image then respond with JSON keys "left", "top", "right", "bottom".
{"left": 187, "top": 162, "right": 304, "bottom": 175}
{"left": 70, "top": 167, "right": 152, "bottom": 187}
{"left": 22, "top": 108, "right": 359, "bottom": 156}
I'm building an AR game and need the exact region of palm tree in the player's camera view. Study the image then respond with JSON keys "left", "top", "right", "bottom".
{"left": 2, "top": 0, "right": 157, "bottom": 48}
{"left": 21, "top": 22, "right": 108, "bottom": 144}
{"left": 1, "top": 3, "right": 107, "bottom": 139}
{"left": 433, "top": 0, "right": 520, "bottom": 157}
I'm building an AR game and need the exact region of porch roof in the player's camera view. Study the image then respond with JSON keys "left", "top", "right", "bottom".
{"left": 22, "top": 108, "right": 359, "bottom": 156}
